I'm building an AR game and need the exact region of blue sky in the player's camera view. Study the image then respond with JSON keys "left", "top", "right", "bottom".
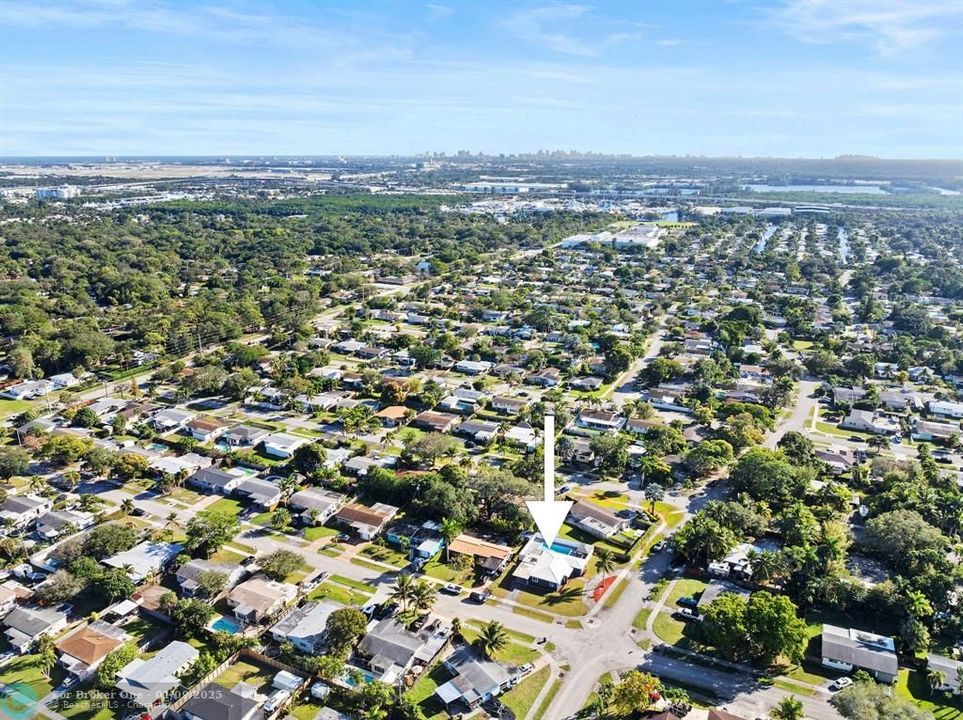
{"left": 1, "top": 0, "right": 961, "bottom": 158}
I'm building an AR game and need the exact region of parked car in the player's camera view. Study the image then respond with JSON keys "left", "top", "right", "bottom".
{"left": 672, "top": 608, "right": 700, "bottom": 622}
{"left": 441, "top": 583, "right": 460, "bottom": 595}
{"left": 519, "top": 663, "right": 534, "bottom": 675}
{"left": 469, "top": 591, "right": 489, "bottom": 603}
{"left": 830, "top": 677, "right": 853, "bottom": 691}
{"left": 652, "top": 541, "right": 667, "bottom": 552}
{"left": 677, "top": 595, "right": 699, "bottom": 609}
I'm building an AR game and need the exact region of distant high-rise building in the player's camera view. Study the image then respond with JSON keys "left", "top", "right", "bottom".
{"left": 35, "top": 185, "right": 80, "bottom": 200}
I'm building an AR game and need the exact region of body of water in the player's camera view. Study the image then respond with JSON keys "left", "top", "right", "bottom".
{"left": 743, "top": 184, "right": 888, "bottom": 195}
{"left": 838, "top": 227, "right": 850, "bottom": 262}
{"left": 211, "top": 616, "right": 242, "bottom": 634}
{"left": 754, "top": 224, "right": 777, "bottom": 254}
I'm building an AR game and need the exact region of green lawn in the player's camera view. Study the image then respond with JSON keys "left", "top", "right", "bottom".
{"left": 214, "top": 658, "right": 276, "bottom": 694}
{"left": 652, "top": 611, "right": 687, "bottom": 645}
{"left": 534, "top": 677, "right": 563, "bottom": 720}
{"left": 308, "top": 582, "right": 370, "bottom": 606}
{"left": 458, "top": 629, "right": 538, "bottom": 666}
{"left": 0, "top": 652, "right": 65, "bottom": 700}
{"left": 665, "top": 578, "right": 708, "bottom": 609}
{"left": 209, "top": 547, "right": 249, "bottom": 564}
{"left": 406, "top": 662, "right": 451, "bottom": 720}
{"left": 205, "top": 496, "right": 245, "bottom": 517}
{"left": 303, "top": 524, "right": 338, "bottom": 541}
{"left": 896, "top": 669, "right": 963, "bottom": 719}
{"left": 0, "top": 398, "right": 36, "bottom": 420}
{"left": 500, "top": 666, "right": 552, "bottom": 718}
{"left": 361, "top": 543, "right": 410, "bottom": 567}
{"left": 422, "top": 558, "right": 473, "bottom": 585}
{"left": 633, "top": 607, "right": 652, "bottom": 630}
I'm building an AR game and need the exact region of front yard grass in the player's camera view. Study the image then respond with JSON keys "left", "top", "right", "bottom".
{"left": 361, "top": 543, "right": 410, "bottom": 567}
{"left": 896, "top": 669, "right": 963, "bottom": 718}
{"left": 214, "top": 658, "right": 276, "bottom": 693}
{"left": 500, "top": 666, "right": 552, "bottom": 718}
{"left": 458, "top": 628, "right": 538, "bottom": 666}
{"left": 205, "top": 496, "right": 245, "bottom": 517}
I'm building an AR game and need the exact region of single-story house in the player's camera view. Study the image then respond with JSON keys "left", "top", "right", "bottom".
{"left": 34, "top": 509, "right": 95, "bottom": 541}
{"left": 840, "top": 409, "right": 900, "bottom": 435}
{"left": 503, "top": 422, "right": 539, "bottom": 451}
{"left": 356, "top": 618, "right": 449, "bottom": 681}
{"left": 925, "top": 654, "right": 961, "bottom": 695}
{"left": 821, "top": 624, "right": 898, "bottom": 684}
{"left": 55, "top": 620, "right": 127, "bottom": 678}
{"left": 222, "top": 424, "right": 270, "bottom": 447}
{"left": 911, "top": 420, "right": 960, "bottom": 443}
{"left": 375, "top": 406, "right": 410, "bottom": 427}
{"left": 576, "top": 410, "right": 625, "bottom": 432}
{"left": 227, "top": 577, "right": 298, "bottom": 623}
{"left": 333, "top": 503, "right": 399, "bottom": 540}
{"left": 4, "top": 605, "right": 69, "bottom": 653}
{"left": 176, "top": 559, "right": 246, "bottom": 597}
{"left": 287, "top": 488, "right": 346, "bottom": 525}
{"left": 447, "top": 534, "right": 514, "bottom": 576}
{"left": 490, "top": 396, "right": 527, "bottom": 415}
{"left": 261, "top": 433, "right": 307, "bottom": 459}
{"left": 0, "top": 494, "right": 53, "bottom": 528}
{"left": 270, "top": 600, "right": 341, "bottom": 653}
{"left": 930, "top": 400, "right": 963, "bottom": 419}
{"left": 185, "top": 416, "right": 229, "bottom": 443}
{"left": 116, "top": 640, "right": 199, "bottom": 708}
{"left": 456, "top": 419, "right": 500, "bottom": 444}
{"left": 412, "top": 411, "right": 459, "bottom": 434}
{"left": 103, "top": 541, "right": 183, "bottom": 584}
{"left": 512, "top": 534, "right": 593, "bottom": 591}
{"left": 567, "top": 499, "right": 631, "bottom": 539}
{"left": 182, "top": 682, "right": 259, "bottom": 720}
{"left": 152, "top": 408, "right": 195, "bottom": 432}
{"left": 233, "top": 477, "right": 283, "bottom": 509}
{"left": 529, "top": 367, "right": 561, "bottom": 387}
{"left": 454, "top": 360, "right": 493, "bottom": 376}
{"left": 434, "top": 645, "right": 522, "bottom": 711}
{"left": 188, "top": 466, "right": 245, "bottom": 495}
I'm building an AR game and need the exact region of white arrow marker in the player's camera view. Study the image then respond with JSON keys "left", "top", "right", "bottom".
{"left": 525, "top": 404, "right": 573, "bottom": 550}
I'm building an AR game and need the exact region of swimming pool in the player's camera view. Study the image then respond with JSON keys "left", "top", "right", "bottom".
{"left": 341, "top": 668, "right": 377, "bottom": 687}
{"left": 211, "top": 616, "right": 242, "bottom": 634}
{"left": 541, "top": 540, "right": 576, "bottom": 555}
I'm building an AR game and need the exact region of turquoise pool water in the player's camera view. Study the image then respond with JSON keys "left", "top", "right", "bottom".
{"left": 211, "top": 616, "right": 242, "bottom": 634}
{"left": 542, "top": 541, "right": 576, "bottom": 555}
{"left": 342, "top": 669, "right": 377, "bottom": 687}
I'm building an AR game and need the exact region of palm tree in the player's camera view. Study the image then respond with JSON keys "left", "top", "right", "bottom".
{"left": 595, "top": 548, "right": 617, "bottom": 581}
{"left": 278, "top": 475, "right": 300, "bottom": 498}
{"left": 78, "top": 494, "right": 105, "bottom": 512}
{"left": 477, "top": 620, "right": 508, "bottom": 659}
{"left": 61, "top": 470, "right": 81, "bottom": 490}
{"left": 643, "top": 482, "right": 665, "bottom": 515}
{"left": 440, "top": 518, "right": 461, "bottom": 564}
{"left": 412, "top": 581, "right": 437, "bottom": 613}
{"left": 769, "top": 695, "right": 804, "bottom": 720}
{"left": 38, "top": 646, "right": 57, "bottom": 679}
{"left": 390, "top": 574, "right": 416, "bottom": 611}
{"left": 926, "top": 668, "right": 946, "bottom": 696}
{"left": 165, "top": 512, "right": 180, "bottom": 530}
{"left": 120, "top": 498, "right": 134, "bottom": 516}
{"left": 272, "top": 507, "right": 292, "bottom": 531}
{"left": 748, "top": 550, "right": 782, "bottom": 584}
{"left": 28, "top": 476, "right": 47, "bottom": 495}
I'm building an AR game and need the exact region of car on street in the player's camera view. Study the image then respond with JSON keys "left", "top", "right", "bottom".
{"left": 441, "top": 583, "right": 460, "bottom": 595}
{"left": 469, "top": 591, "right": 489, "bottom": 603}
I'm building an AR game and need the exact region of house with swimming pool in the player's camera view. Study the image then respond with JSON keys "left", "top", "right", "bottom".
{"left": 511, "top": 533, "right": 593, "bottom": 591}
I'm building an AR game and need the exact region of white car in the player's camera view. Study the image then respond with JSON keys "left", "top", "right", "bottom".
{"left": 830, "top": 677, "right": 853, "bottom": 691}
{"left": 519, "top": 663, "right": 535, "bottom": 675}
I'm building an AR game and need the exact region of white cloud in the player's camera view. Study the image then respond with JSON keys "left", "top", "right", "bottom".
{"left": 501, "top": 4, "right": 599, "bottom": 56}
{"left": 773, "top": 0, "right": 963, "bottom": 55}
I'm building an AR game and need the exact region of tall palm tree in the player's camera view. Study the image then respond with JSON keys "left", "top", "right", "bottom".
{"left": 28, "top": 476, "right": 47, "bottom": 495}
{"left": 477, "top": 620, "right": 508, "bottom": 659}
{"left": 412, "top": 581, "right": 437, "bottom": 613}
{"left": 165, "top": 512, "right": 180, "bottom": 530}
{"left": 440, "top": 518, "right": 461, "bottom": 564}
{"left": 595, "top": 548, "right": 617, "bottom": 581}
{"left": 769, "top": 696, "right": 804, "bottom": 720}
{"left": 120, "top": 498, "right": 134, "bottom": 516}
{"left": 390, "top": 575, "right": 416, "bottom": 611}
{"left": 38, "top": 647, "right": 57, "bottom": 679}
{"left": 643, "top": 482, "right": 665, "bottom": 514}
{"left": 927, "top": 668, "right": 946, "bottom": 696}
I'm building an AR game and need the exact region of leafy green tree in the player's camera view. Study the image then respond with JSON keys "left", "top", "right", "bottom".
{"left": 0, "top": 447, "right": 30, "bottom": 479}
{"left": 184, "top": 510, "right": 240, "bottom": 557}
{"left": 326, "top": 607, "right": 368, "bottom": 656}
{"left": 95, "top": 643, "right": 138, "bottom": 689}
{"left": 83, "top": 522, "right": 138, "bottom": 559}
{"left": 259, "top": 549, "right": 303, "bottom": 582}
{"left": 171, "top": 598, "right": 215, "bottom": 638}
